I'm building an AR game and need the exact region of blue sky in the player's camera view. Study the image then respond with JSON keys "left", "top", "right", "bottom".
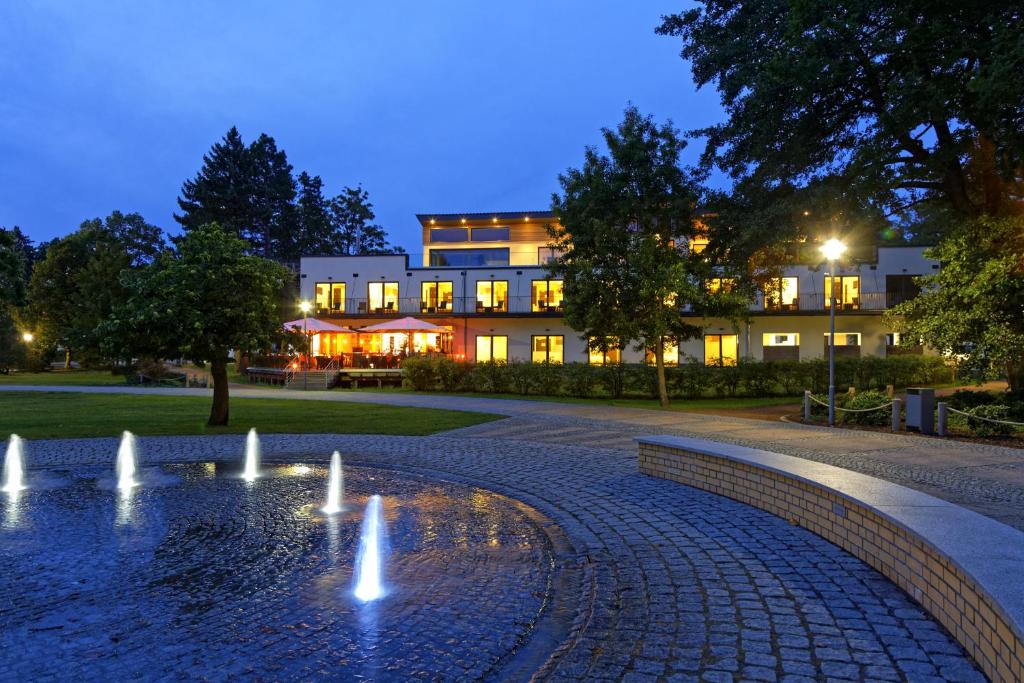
{"left": 0, "top": 1, "right": 721, "bottom": 252}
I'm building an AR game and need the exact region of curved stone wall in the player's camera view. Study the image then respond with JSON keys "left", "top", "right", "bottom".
{"left": 638, "top": 435, "right": 1024, "bottom": 683}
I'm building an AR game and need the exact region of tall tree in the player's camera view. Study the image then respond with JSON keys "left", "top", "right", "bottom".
{"left": 0, "top": 229, "right": 29, "bottom": 372}
{"left": 550, "top": 106, "right": 744, "bottom": 407}
{"left": 658, "top": 1, "right": 1024, "bottom": 249}
{"left": 329, "top": 186, "right": 401, "bottom": 255}
{"left": 249, "top": 133, "right": 298, "bottom": 258}
{"left": 276, "top": 171, "right": 334, "bottom": 261}
{"left": 885, "top": 216, "right": 1024, "bottom": 392}
{"left": 103, "top": 225, "right": 291, "bottom": 425}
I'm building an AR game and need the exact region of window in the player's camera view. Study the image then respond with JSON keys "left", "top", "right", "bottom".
{"left": 704, "top": 334, "right": 738, "bottom": 366}
{"left": 645, "top": 339, "right": 679, "bottom": 366}
{"left": 314, "top": 282, "right": 345, "bottom": 313}
{"left": 471, "top": 227, "right": 510, "bottom": 242}
{"left": 430, "top": 227, "right": 469, "bottom": 243}
{"left": 689, "top": 233, "right": 709, "bottom": 254}
{"left": 476, "top": 280, "right": 508, "bottom": 312}
{"left": 476, "top": 335, "right": 508, "bottom": 363}
{"left": 706, "top": 278, "right": 736, "bottom": 294}
{"left": 429, "top": 248, "right": 510, "bottom": 267}
{"left": 762, "top": 332, "right": 799, "bottom": 361}
{"left": 762, "top": 333, "right": 799, "bottom": 346}
{"left": 824, "top": 275, "right": 860, "bottom": 309}
{"left": 537, "top": 247, "right": 564, "bottom": 264}
{"left": 420, "top": 281, "right": 453, "bottom": 312}
{"left": 367, "top": 281, "right": 399, "bottom": 313}
{"left": 824, "top": 333, "right": 861, "bottom": 346}
{"left": 531, "top": 335, "right": 564, "bottom": 363}
{"left": 886, "top": 275, "right": 921, "bottom": 307}
{"left": 587, "top": 337, "right": 621, "bottom": 365}
{"left": 531, "top": 280, "right": 564, "bottom": 312}
{"left": 764, "top": 277, "right": 799, "bottom": 311}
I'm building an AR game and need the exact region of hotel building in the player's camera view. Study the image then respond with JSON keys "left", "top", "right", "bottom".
{"left": 298, "top": 211, "right": 935, "bottom": 366}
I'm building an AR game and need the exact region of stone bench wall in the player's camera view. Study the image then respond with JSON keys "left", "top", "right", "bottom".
{"left": 638, "top": 435, "right": 1024, "bottom": 683}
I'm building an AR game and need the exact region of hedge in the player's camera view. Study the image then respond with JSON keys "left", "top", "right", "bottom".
{"left": 400, "top": 355, "right": 953, "bottom": 399}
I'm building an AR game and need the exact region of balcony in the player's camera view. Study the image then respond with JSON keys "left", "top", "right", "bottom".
{"left": 314, "top": 296, "right": 565, "bottom": 317}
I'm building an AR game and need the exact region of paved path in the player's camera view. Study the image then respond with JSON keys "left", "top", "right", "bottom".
{"left": 4, "top": 384, "right": 1023, "bottom": 531}
{"left": 11, "top": 433, "right": 984, "bottom": 682}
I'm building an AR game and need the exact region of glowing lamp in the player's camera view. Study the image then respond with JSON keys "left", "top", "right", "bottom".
{"left": 299, "top": 300, "right": 312, "bottom": 314}
{"left": 21, "top": 332, "right": 33, "bottom": 343}
{"left": 819, "top": 238, "right": 846, "bottom": 262}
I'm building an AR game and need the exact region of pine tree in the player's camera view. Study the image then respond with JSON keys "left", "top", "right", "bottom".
{"left": 249, "top": 133, "right": 297, "bottom": 258}
{"left": 279, "top": 171, "right": 333, "bottom": 260}
{"left": 175, "top": 127, "right": 253, "bottom": 242}
{"left": 329, "top": 186, "right": 401, "bottom": 255}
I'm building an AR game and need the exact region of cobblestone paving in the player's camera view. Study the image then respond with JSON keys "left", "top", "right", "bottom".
{"left": 9, "top": 432, "right": 985, "bottom": 681}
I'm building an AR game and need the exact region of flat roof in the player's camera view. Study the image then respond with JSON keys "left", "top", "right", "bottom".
{"left": 416, "top": 211, "right": 556, "bottom": 225}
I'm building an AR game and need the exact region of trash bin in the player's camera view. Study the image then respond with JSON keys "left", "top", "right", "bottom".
{"left": 905, "top": 388, "right": 935, "bottom": 435}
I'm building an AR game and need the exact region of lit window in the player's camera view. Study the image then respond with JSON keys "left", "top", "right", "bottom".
{"left": 689, "top": 233, "right": 709, "bottom": 254}
{"left": 315, "top": 282, "right": 345, "bottom": 313}
{"left": 429, "top": 248, "right": 510, "bottom": 267}
{"left": 367, "top": 282, "right": 399, "bottom": 313}
{"left": 764, "top": 277, "right": 798, "bottom": 311}
{"left": 531, "top": 280, "right": 564, "bottom": 312}
{"left": 706, "top": 278, "right": 736, "bottom": 294}
{"left": 762, "top": 333, "right": 799, "bottom": 347}
{"left": 704, "top": 334, "right": 738, "bottom": 366}
{"left": 587, "top": 337, "right": 621, "bottom": 365}
{"left": 645, "top": 339, "right": 679, "bottom": 366}
{"left": 531, "top": 335, "right": 564, "bottom": 363}
{"left": 476, "top": 280, "right": 508, "bottom": 312}
{"left": 824, "top": 333, "right": 861, "bottom": 346}
{"left": 475, "top": 335, "right": 508, "bottom": 363}
{"left": 420, "top": 281, "right": 453, "bottom": 312}
{"left": 824, "top": 276, "right": 860, "bottom": 309}
{"left": 537, "top": 247, "right": 564, "bottom": 264}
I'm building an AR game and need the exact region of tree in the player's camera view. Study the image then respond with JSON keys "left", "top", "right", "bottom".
{"left": 550, "top": 106, "right": 744, "bottom": 407}
{"left": 276, "top": 171, "right": 335, "bottom": 261}
{"left": 329, "top": 186, "right": 402, "bottom": 255}
{"left": 0, "top": 229, "right": 29, "bottom": 373}
{"left": 103, "top": 225, "right": 291, "bottom": 425}
{"left": 25, "top": 212, "right": 164, "bottom": 367}
{"left": 885, "top": 216, "right": 1024, "bottom": 392}
{"left": 658, "top": 1, "right": 1024, "bottom": 249}
{"left": 176, "top": 128, "right": 296, "bottom": 258}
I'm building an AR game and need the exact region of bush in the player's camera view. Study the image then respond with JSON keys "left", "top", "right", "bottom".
{"left": 966, "top": 404, "right": 1017, "bottom": 437}
{"left": 476, "top": 361, "right": 510, "bottom": 393}
{"left": 739, "top": 358, "right": 776, "bottom": 397}
{"left": 674, "top": 360, "right": 711, "bottom": 399}
{"left": 507, "top": 360, "right": 539, "bottom": 395}
{"left": 564, "top": 363, "right": 597, "bottom": 398}
{"left": 533, "top": 362, "right": 564, "bottom": 396}
{"left": 401, "top": 356, "right": 436, "bottom": 391}
{"left": 775, "top": 361, "right": 806, "bottom": 396}
{"left": 839, "top": 390, "right": 892, "bottom": 426}
{"left": 436, "top": 357, "right": 470, "bottom": 392}
{"left": 600, "top": 363, "right": 627, "bottom": 398}
{"left": 711, "top": 364, "right": 741, "bottom": 397}
{"left": 626, "top": 364, "right": 660, "bottom": 399}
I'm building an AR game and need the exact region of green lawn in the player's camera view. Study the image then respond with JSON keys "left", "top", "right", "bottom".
{"left": 353, "top": 387, "right": 800, "bottom": 412}
{"left": 0, "top": 392, "right": 500, "bottom": 440}
{"left": 0, "top": 370, "right": 130, "bottom": 386}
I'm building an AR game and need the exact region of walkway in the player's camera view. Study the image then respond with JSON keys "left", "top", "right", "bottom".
{"left": 4, "top": 384, "right": 1023, "bottom": 531}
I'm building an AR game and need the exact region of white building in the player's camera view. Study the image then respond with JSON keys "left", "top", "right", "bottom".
{"left": 299, "top": 210, "right": 936, "bottom": 366}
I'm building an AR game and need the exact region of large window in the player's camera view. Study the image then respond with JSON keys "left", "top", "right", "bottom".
{"left": 764, "top": 277, "right": 799, "bottom": 311}
{"left": 420, "top": 281, "right": 453, "bottom": 313}
{"left": 476, "top": 335, "right": 508, "bottom": 363}
{"left": 824, "top": 275, "right": 860, "bottom": 309}
{"left": 704, "top": 334, "right": 738, "bottom": 366}
{"left": 429, "top": 248, "right": 510, "bottom": 267}
{"left": 471, "top": 226, "right": 510, "bottom": 242}
{"left": 762, "top": 332, "right": 799, "bottom": 361}
{"left": 430, "top": 227, "right": 469, "bottom": 242}
{"left": 367, "top": 281, "right": 399, "bottom": 313}
{"left": 588, "top": 337, "right": 621, "bottom": 365}
{"left": 645, "top": 338, "right": 679, "bottom": 366}
{"left": 531, "top": 279, "right": 564, "bottom": 312}
{"left": 476, "top": 280, "right": 508, "bottom": 312}
{"left": 314, "top": 282, "right": 345, "bottom": 314}
{"left": 531, "top": 335, "right": 564, "bottom": 363}
{"left": 689, "top": 232, "right": 709, "bottom": 254}
{"left": 537, "top": 247, "right": 564, "bottom": 265}
{"left": 706, "top": 277, "right": 736, "bottom": 294}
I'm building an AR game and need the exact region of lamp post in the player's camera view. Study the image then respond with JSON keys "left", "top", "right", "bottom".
{"left": 299, "top": 300, "right": 312, "bottom": 390}
{"left": 820, "top": 238, "right": 847, "bottom": 427}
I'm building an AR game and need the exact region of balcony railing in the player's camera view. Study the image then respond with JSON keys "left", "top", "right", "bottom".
{"left": 315, "top": 296, "right": 564, "bottom": 317}
{"left": 758, "top": 291, "right": 888, "bottom": 312}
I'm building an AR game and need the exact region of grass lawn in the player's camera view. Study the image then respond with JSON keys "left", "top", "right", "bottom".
{"left": 0, "top": 370, "right": 130, "bottom": 386}
{"left": 0, "top": 391, "right": 500, "bottom": 440}
{"left": 352, "top": 387, "right": 800, "bottom": 412}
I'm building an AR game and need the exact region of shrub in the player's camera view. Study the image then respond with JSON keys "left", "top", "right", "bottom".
{"left": 533, "top": 362, "right": 564, "bottom": 396}
{"left": 564, "top": 363, "right": 597, "bottom": 398}
{"left": 507, "top": 360, "right": 539, "bottom": 395}
{"left": 476, "top": 361, "right": 511, "bottom": 393}
{"left": 626, "top": 364, "right": 660, "bottom": 399}
{"left": 600, "top": 363, "right": 627, "bottom": 398}
{"left": 775, "top": 361, "right": 806, "bottom": 396}
{"left": 712, "top": 364, "right": 742, "bottom": 397}
{"left": 966, "top": 404, "right": 1017, "bottom": 437}
{"left": 739, "top": 358, "right": 776, "bottom": 397}
{"left": 435, "top": 357, "right": 469, "bottom": 392}
{"left": 401, "top": 356, "right": 436, "bottom": 391}
{"left": 839, "top": 390, "right": 891, "bottom": 426}
{"left": 946, "top": 389, "right": 998, "bottom": 411}
{"left": 674, "top": 360, "right": 711, "bottom": 399}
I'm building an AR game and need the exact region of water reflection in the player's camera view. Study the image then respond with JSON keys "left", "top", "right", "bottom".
{"left": 4, "top": 487, "right": 21, "bottom": 528}
{"left": 116, "top": 486, "right": 135, "bottom": 526}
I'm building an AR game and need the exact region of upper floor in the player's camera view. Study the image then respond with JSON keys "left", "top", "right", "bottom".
{"left": 417, "top": 211, "right": 561, "bottom": 267}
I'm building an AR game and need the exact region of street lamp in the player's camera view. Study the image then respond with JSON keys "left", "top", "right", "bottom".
{"left": 820, "top": 238, "right": 847, "bottom": 427}
{"left": 21, "top": 332, "right": 33, "bottom": 343}
{"left": 299, "top": 300, "right": 312, "bottom": 390}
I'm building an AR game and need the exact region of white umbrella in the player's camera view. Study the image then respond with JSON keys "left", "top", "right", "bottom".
{"left": 283, "top": 318, "right": 356, "bottom": 334}
{"left": 358, "top": 316, "right": 449, "bottom": 333}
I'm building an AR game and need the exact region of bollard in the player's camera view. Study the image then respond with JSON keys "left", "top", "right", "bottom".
{"left": 937, "top": 402, "right": 947, "bottom": 436}
{"left": 804, "top": 390, "right": 811, "bottom": 421}
{"left": 891, "top": 398, "right": 901, "bottom": 432}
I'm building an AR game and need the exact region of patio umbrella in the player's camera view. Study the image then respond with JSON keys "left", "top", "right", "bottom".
{"left": 283, "top": 318, "right": 356, "bottom": 334}
{"left": 357, "top": 316, "right": 448, "bottom": 333}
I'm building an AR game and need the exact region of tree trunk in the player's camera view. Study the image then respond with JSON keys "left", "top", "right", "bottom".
{"left": 208, "top": 356, "right": 230, "bottom": 426}
{"left": 64, "top": 348, "right": 72, "bottom": 370}
{"left": 654, "top": 337, "right": 670, "bottom": 408}
{"left": 1008, "top": 359, "right": 1023, "bottom": 394}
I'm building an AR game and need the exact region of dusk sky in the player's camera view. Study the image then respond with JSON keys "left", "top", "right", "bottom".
{"left": 0, "top": 1, "right": 721, "bottom": 253}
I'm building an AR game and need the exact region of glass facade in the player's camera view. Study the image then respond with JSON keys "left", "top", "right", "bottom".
{"left": 429, "top": 248, "right": 510, "bottom": 267}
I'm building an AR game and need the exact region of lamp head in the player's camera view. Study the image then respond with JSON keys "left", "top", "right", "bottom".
{"left": 21, "top": 332, "right": 33, "bottom": 343}
{"left": 298, "top": 300, "right": 312, "bottom": 314}
{"left": 820, "top": 238, "right": 847, "bottom": 262}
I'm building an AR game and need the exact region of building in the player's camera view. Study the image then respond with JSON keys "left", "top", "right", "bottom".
{"left": 298, "top": 210, "right": 936, "bottom": 366}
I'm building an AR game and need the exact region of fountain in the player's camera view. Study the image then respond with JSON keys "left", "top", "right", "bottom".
{"left": 242, "top": 428, "right": 260, "bottom": 481}
{"left": 353, "top": 495, "right": 388, "bottom": 602}
{"left": 322, "top": 451, "right": 344, "bottom": 514}
{"left": 2, "top": 434, "right": 26, "bottom": 493}
{"left": 116, "top": 431, "right": 138, "bottom": 491}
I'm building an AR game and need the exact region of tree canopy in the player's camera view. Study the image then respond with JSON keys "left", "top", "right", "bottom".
{"left": 658, "top": 0, "right": 1024, "bottom": 249}
{"left": 550, "top": 106, "right": 748, "bottom": 406}
{"left": 103, "top": 224, "right": 291, "bottom": 425}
